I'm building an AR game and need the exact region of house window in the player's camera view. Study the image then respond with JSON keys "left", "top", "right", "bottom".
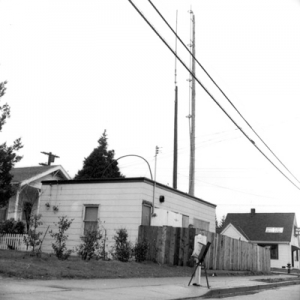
{"left": 294, "top": 250, "right": 299, "bottom": 262}
{"left": 83, "top": 205, "right": 99, "bottom": 234}
{"left": 270, "top": 244, "right": 279, "bottom": 260}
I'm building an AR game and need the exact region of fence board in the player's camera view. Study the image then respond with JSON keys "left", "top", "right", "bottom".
{"left": 0, "top": 234, "right": 31, "bottom": 251}
{"left": 138, "top": 226, "right": 270, "bottom": 272}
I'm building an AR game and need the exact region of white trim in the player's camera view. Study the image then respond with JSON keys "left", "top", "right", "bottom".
{"left": 20, "top": 165, "right": 71, "bottom": 187}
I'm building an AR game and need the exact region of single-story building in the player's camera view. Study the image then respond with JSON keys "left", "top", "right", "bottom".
{"left": 220, "top": 209, "right": 300, "bottom": 269}
{"left": 38, "top": 177, "right": 216, "bottom": 254}
{"left": 0, "top": 165, "right": 70, "bottom": 222}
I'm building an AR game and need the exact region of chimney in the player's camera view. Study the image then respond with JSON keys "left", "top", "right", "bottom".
{"left": 251, "top": 208, "right": 256, "bottom": 216}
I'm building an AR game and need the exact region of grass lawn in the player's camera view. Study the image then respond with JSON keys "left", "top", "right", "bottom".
{"left": 0, "top": 250, "right": 194, "bottom": 280}
{"left": 0, "top": 250, "right": 272, "bottom": 280}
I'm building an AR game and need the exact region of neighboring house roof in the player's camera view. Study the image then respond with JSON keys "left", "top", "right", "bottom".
{"left": 11, "top": 165, "right": 71, "bottom": 187}
{"left": 222, "top": 211, "right": 296, "bottom": 243}
{"left": 221, "top": 223, "right": 250, "bottom": 240}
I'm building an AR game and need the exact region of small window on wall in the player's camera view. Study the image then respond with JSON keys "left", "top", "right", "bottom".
{"left": 83, "top": 205, "right": 99, "bottom": 234}
{"left": 270, "top": 244, "right": 278, "bottom": 260}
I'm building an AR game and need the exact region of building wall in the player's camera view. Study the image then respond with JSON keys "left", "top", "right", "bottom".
{"left": 270, "top": 244, "right": 290, "bottom": 269}
{"left": 142, "top": 182, "right": 216, "bottom": 232}
{"left": 39, "top": 180, "right": 216, "bottom": 254}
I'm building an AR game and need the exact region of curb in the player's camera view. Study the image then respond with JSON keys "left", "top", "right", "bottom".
{"left": 201, "top": 279, "right": 300, "bottom": 299}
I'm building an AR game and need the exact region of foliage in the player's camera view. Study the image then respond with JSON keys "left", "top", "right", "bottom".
{"left": 49, "top": 216, "right": 73, "bottom": 260}
{"left": 133, "top": 240, "right": 149, "bottom": 262}
{"left": 76, "top": 228, "right": 103, "bottom": 261}
{"left": 98, "top": 221, "right": 110, "bottom": 260}
{"left": 74, "top": 130, "right": 124, "bottom": 179}
{"left": 0, "top": 218, "right": 25, "bottom": 234}
{"left": 0, "top": 81, "right": 23, "bottom": 208}
{"left": 112, "top": 228, "right": 132, "bottom": 262}
{"left": 216, "top": 215, "right": 226, "bottom": 230}
{"left": 23, "top": 214, "right": 43, "bottom": 253}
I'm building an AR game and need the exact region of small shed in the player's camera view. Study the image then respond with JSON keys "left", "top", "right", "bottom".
{"left": 39, "top": 177, "right": 216, "bottom": 254}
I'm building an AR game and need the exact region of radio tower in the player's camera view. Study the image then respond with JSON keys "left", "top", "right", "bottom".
{"left": 188, "top": 10, "right": 196, "bottom": 196}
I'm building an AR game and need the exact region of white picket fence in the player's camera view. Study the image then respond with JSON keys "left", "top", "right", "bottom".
{"left": 0, "top": 234, "right": 32, "bottom": 251}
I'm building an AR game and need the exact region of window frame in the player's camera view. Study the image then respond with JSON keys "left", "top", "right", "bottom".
{"left": 82, "top": 204, "right": 99, "bottom": 235}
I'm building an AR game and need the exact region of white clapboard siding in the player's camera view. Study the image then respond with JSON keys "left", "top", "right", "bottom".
{"left": 0, "top": 234, "right": 32, "bottom": 251}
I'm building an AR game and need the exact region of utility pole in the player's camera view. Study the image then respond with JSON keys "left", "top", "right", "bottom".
{"left": 152, "top": 146, "right": 160, "bottom": 216}
{"left": 173, "top": 10, "right": 178, "bottom": 190}
{"left": 189, "top": 11, "right": 196, "bottom": 196}
{"left": 39, "top": 151, "right": 59, "bottom": 166}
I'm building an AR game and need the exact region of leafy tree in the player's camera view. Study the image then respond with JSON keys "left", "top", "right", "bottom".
{"left": 75, "top": 130, "right": 124, "bottom": 179}
{"left": 216, "top": 215, "right": 226, "bottom": 230}
{"left": 0, "top": 81, "right": 23, "bottom": 208}
{"left": 50, "top": 216, "right": 73, "bottom": 260}
{"left": 23, "top": 214, "right": 43, "bottom": 254}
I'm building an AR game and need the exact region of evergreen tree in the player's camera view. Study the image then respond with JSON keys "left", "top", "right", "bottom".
{"left": 75, "top": 130, "right": 124, "bottom": 179}
{"left": 0, "top": 81, "right": 23, "bottom": 208}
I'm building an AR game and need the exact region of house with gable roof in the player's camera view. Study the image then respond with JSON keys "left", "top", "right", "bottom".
{"left": 220, "top": 209, "right": 300, "bottom": 269}
{"left": 0, "top": 165, "right": 71, "bottom": 222}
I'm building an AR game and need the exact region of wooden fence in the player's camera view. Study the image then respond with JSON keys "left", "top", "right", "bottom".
{"left": 138, "top": 226, "right": 270, "bottom": 272}
{"left": 0, "top": 234, "right": 31, "bottom": 251}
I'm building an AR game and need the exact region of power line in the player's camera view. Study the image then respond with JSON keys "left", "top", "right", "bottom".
{"left": 128, "top": 0, "right": 300, "bottom": 191}
{"left": 147, "top": 0, "right": 300, "bottom": 187}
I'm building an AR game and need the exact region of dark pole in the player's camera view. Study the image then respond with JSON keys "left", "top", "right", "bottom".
{"left": 173, "top": 85, "right": 178, "bottom": 189}
{"left": 173, "top": 10, "right": 178, "bottom": 190}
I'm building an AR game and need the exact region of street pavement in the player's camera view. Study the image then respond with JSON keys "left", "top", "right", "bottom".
{"left": 0, "top": 274, "right": 299, "bottom": 300}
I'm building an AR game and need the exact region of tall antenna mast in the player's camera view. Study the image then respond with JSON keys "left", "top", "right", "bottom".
{"left": 173, "top": 10, "right": 178, "bottom": 190}
{"left": 188, "top": 11, "right": 196, "bottom": 196}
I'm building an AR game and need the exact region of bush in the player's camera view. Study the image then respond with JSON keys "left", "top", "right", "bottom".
{"left": 23, "top": 214, "right": 43, "bottom": 253}
{"left": 49, "top": 216, "right": 73, "bottom": 260}
{"left": 112, "top": 228, "right": 132, "bottom": 262}
{"left": 76, "top": 229, "right": 102, "bottom": 261}
{"left": 133, "top": 240, "right": 149, "bottom": 262}
{"left": 0, "top": 218, "right": 25, "bottom": 234}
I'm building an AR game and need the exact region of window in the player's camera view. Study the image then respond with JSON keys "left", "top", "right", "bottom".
{"left": 270, "top": 245, "right": 279, "bottom": 259}
{"left": 266, "top": 227, "right": 283, "bottom": 233}
{"left": 294, "top": 250, "right": 299, "bottom": 262}
{"left": 83, "top": 205, "right": 99, "bottom": 234}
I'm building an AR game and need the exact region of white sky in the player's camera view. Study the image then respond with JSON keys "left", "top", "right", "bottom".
{"left": 1, "top": 0, "right": 300, "bottom": 222}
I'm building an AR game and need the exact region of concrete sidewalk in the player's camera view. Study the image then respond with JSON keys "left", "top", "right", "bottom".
{"left": 0, "top": 274, "right": 299, "bottom": 300}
